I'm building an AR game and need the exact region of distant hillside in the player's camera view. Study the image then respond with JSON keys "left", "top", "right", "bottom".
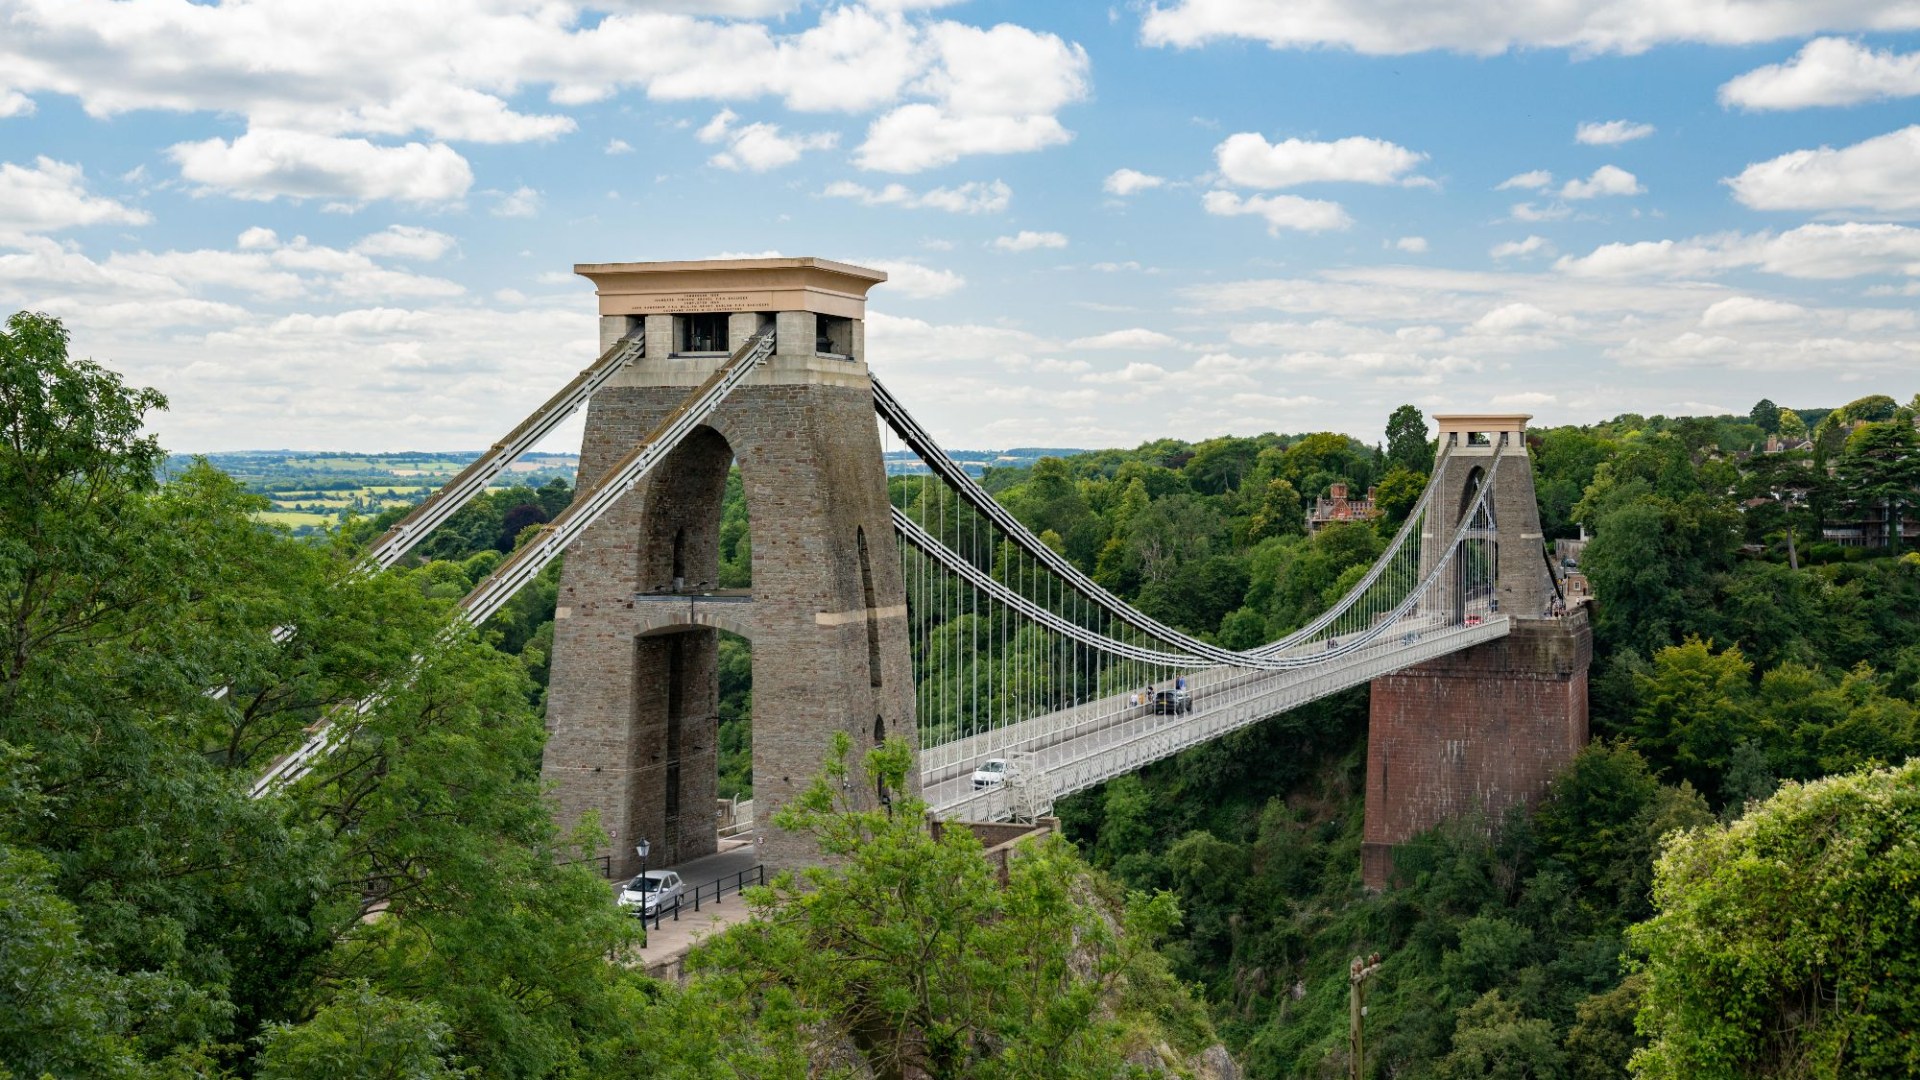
{"left": 171, "top": 450, "right": 579, "bottom": 535}
{"left": 884, "top": 447, "right": 1086, "bottom": 476}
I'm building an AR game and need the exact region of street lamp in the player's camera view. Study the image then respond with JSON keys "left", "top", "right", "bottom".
{"left": 635, "top": 839, "right": 651, "bottom": 921}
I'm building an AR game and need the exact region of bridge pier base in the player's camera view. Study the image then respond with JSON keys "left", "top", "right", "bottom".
{"left": 1362, "top": 612, "right": 1590, "bottom": 890}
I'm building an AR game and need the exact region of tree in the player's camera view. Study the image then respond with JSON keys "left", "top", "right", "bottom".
{"left": 1372, "top": 466, "right": 1425, "bottom": 527}
{"left": 1628, "top": 760, "right": 1920, "bottom": 1078}
{"left": 1833, "top": 420, "right": 1920, "bottom": 551}
{"left": 689, "top": 734, "right": 1211, "bottom": 1079}
{"left": 1629, "top": 638, "right": 1756, "bottom": 800}
{"left": 1747, "top": 398, "right": 1779, "bottom": 434}
{"left": 1775, "top": 409, "right": 1806, "bottom": 440}
{"left": 1386, "top": 404, "right": 1432, "bottom": 475}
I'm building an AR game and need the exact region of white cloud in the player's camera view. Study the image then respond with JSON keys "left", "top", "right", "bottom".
{"left": 0, "top": 91, "right": 33, "bottom": 118}
{"left": 857, "top": 106, "right": 1073, "bottom": 172}
{"left": 1576, "top": 119, "right": 1655, "bottom": 145}
{"left": 1104, "top": 168, "right": 1167, "bottom": 196}
{"left": 492, "top": 186, "right": 542, "bottom": 218}
{"left": 1559, "top": 165, "right": 1643, "bottom": 199}
{"left": 1395, "top": 236, "right": 1428, "bottom": 253}
{"left": 1215, "top": 133, "right": 1427, "bottom": 187}
{"left": 1699, "top": 296, "right": 1808, "bottom": 327}
{"left": 696, "top": 108, "right": 838, "bottom": 171}
{"left": 1497, "top": 170, "right": 1554, "bottom": 191}
{"left": 1510, "top": 201, "right": 1572, "bottom": 222}
{"left": 821, "top": 179, "right": 1011, "bottom": 213}
{"left": 0, "top": 157, "right": 150, "bottom": 237}
{"left": 605, "top": 138, "right": 635, "bottom": 154}
{"left": 1491, "top": 235, "right": 1555, "bottom": 259}
{"left": 236, "top": 227, "right": 279, "bottom": 251}
{"left": 1092, "top": 260, "right": 1144, "bottom": 271}
{"left": 1470, "top": 302, "right": 1573, "bottom": 334}
{"left": 1139, "top": 0, "right": 1920, "bottom": 56}
{"left": 1727, "top": 125, "right": 1920, "bottom": 215}
{"left": 992, "top": 230, "right": 1068, "bottom": 252}
{"left": 1, "top": 3, "right": 1094, "bottom": 195}
{"left": 1067, "top": 328, "right": 1179, "bottom": 349}
{"left": 353, "top": 225, "right": 458, "bottom": 262}
{"left": 861, "top": 259, "right": 965, "bottom": 298}
{"left": 1720, "top": 37, "right": 1920, "bottom": 110}
{"left": 853, "top": 21, "right": 1090, "bottom": 172}
{"left": 168, "top": 129, "right": 472, "bottom": 205}
{"left": 1557, "top": 222, "right": 1920, "bottom": 280}
{"left": 1201, "top": 190, "right": 1352, "bottom": 233}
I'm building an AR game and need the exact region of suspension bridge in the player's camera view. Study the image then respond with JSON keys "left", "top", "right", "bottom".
{"left": 254, "top": 258, "right": 1589, "bottom": 889}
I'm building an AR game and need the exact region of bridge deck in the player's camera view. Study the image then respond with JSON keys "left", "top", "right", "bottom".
{"left": 923, "top": 616, "right": 1511, "bottom": 819}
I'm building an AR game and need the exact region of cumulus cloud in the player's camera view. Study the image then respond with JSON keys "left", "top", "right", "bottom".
{"left": 1214, "top": 133, "right": 1428, "bottom": 187}
{"left": 860, "top": 259, "right": 965, "bottom": 298}
{"left": 1576, "top": 119, "right": 1655, "bottom": 144}
{"left": 0, "top": 3, "right": 1093, "bottom": 198}
{"left": 1104, "top": 168, "right": 1167, "bottom": 196}
{"left": 0, "top": 91, "right": 33, "bottom": 118}
{"left": 991, "top": 230, "right": 1068, "bottom": 252}
{"left": 1201, "top": 190, "right": 1352, "bottom": 233}
{"left": 1067, "top": 328, "right": 1180, "bottom": 349}
{"left": 168, "top": 129, "right": 473, "bottom": 205}
{"left": 353, "top": 225, "right": 458, "bottom": 262}
{"left": 1138, "top": 0, "right": 1920, "bottom": 56}
{"left": 1497, "top": 170, "right": 1554, "bottom": 190}
{"left": 822, "top": 179, "right": 1011, "bottom": 213}
{"left": 492, "top": 186, "right": 542, "bottom": 218}
{"left": 0, "top": 157, "right": 150, "bottom": 236}
{"left": 605, "top": 138, "right": 635, "bottom": 154}
{"left": 1557, "top": 222, "right": 1920, "bottom": 280}
{"left": 1727, "top": 125, "right": 1920, "bottom": 215}
{"left": 1559, "top": 164, "right": 1643, "bottom": 199}
{"left": 1699, "top": 296, "right": 1808, "bottom": 327}
{"left": 1510, "top": 201, "right": 1572, "bottom": 222}
{"left": 696, "top": 108, "right": 838, "bottom": 171}
{"left": 1470, "top": 302, "right": 1574, "bottom": 334}
{"left": 1491, "top": 235, "right": 1555, "bottom": 259}
{"left": 853, "top": 22, "right": 1089, "bottom": 172}
{"left": 857, "top": 107, "right": 1073, "bottom": 172}
{"left": 1720, "top": 37, "right": 1920, "bottom": 110}
{"left": 1396, "top": 236, "right": 1429, "bottom": 253}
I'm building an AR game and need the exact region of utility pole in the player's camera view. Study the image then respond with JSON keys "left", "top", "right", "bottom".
{"left": 1348, "top": 952, "right": 1383, "bottom": 1080}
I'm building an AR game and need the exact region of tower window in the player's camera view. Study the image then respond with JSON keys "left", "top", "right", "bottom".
{"left": 677, "top": 313, "right": 728, "bottom": 354}
{"left": 815, "top": 315, "right": 853, "bottom": 358}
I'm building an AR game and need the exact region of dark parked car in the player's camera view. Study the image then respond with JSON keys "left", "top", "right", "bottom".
{"left": 1152, "top": 689, "right": 1192, "bottom": 715}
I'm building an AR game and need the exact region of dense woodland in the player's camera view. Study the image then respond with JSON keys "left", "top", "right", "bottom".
{"left": 4, "top": 308, "right": 1918, "bottom": 1077}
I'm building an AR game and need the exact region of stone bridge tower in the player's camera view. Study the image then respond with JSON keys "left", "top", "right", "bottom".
{"left": 543, "top": 258, "right": 918, "bottom": 877}
{"left": 1364, "top": 414, "right": 1591, "bottom": 888}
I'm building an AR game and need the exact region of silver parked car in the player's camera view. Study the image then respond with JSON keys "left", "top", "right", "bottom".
{"left": 618, "top": 870, "right": 685, "bottom": 917}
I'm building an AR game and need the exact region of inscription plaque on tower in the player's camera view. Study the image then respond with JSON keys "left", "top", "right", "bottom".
{"left": 628, "top": 290, "right": 775, "bottom": 314}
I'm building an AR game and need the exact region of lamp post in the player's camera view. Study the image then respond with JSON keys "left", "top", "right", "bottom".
{"left": 635, "top": 839, "right": 651, "bottom": 924}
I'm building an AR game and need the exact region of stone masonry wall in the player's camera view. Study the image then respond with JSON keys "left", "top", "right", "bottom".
{"left": 1362, "top": 612, "right": 1591, "bottom": 889}
{"left": 544, "top": 326, "right": 917, "bottom": 878}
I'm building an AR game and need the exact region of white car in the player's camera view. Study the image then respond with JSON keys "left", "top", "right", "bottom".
{"left": 971, "top": 758, "right": 1015, "bottom": 789}
{"left": 618, "top": 870, "right": 685, "bottom": 917}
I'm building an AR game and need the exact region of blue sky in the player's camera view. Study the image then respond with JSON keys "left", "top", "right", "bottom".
{"left": 3, "top": 0, "right": 1919, "bottom": 453}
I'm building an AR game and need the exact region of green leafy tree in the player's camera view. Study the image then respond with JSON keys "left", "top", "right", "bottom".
{"left": 1747, "top": 399, "right": 1779, "bottom": 434}
{"left": 1385, "top": 404, "right": 1432, "bottom": 474}
{"left": 1372, "top": 465, "right": 1425, "bottom": 526}
{"left": 690, "top": 734, "right": 1208, "bottom": 1079}
{"left": 1776, "top": 409, "right": 1806, "bottom": 439}
{"left": 1628, "top": 760, "right": 1920, "bottom": 1078}
{"left": 255, "top": 983, "right": 462, "bottom": 1080}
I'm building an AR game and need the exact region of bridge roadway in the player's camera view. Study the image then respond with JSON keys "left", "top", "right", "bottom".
{"left": 922, "top": 616, "right": 1511, "bottom": 820}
